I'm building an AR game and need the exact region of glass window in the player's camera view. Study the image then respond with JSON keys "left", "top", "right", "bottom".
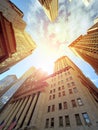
{"left": 59, "top": 103, "right": 62, "bottom": 110}
{"left": 49, "top": 95, "right": 52, "bottom": 100}
{"left": 62, "top": 91, "right": 66, "bottom": 96}
{"left": 59, "top": 116, "right": 63, "bottom": 127}
{"left": 65, "top": 115, "right": 70, "bottom": 127}
{"left": 82, "top": 112, "right": 91, "bottom": 125}
{"left": 69, "top": 89, "right": 73, "bottom": 94}
{"left": 61, "top": 80, "right": 63, "bottom": 84}
{"left": 51, "top": 118, "right": 54, "bottom": 127}
{"left": 71, "top": 100, "right": 77, "bottom": 107}
{"left": 45, "top": 118, "right": 49, "bottom": 128}
{"left": 53, "top": 89, "right": 55, "bottom": 92}
{"left": 47, "top": 106, "right": 50, "bottom": 112}
{"left": 75, "top": 114, "right": 82, "bottom": 126}
{"left": 77, "top": 98, "right": 83, "bottom": 106}
{"left": 63, "top": 102, "right": 68, "bottom": 109}
{"left": 58, "top": 92, "right": 61, "bottom": 97}
{"left": 69, "top": 76, "right": 72, "bottom": 80}
{"left": 50, "top": 90, "right": 52, "bottom": 93}
{"left": 71, "top": 82, "right": 75, "bottom": 86}
{"left": 58, "top": 87, "right": 61, "bottom": 91}
{"left": 53, "top": 94, "right": 55, "bottom": 99}
{"left": 73, "top": 87, "right": 78, "bottom": 93}
{"left": 62, "top": 85, "right": 64, "bottom": 89}
{"left": 52, "top": 105, "right": 55, "bottom": 112}
{"left": 67, "top": 83, "right": 70, "bottom": 87}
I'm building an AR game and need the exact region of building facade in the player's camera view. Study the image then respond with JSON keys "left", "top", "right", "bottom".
{"left": 0, "top": 56, "right": 98, "bottom": 130}
{"left": 69, "top": 19, "right": 98, "bottom": 74}
{"left": 38, "top": 0, "right": 58, "bottom": 21}
{"left": 0, "top": 0, "right": 36, "bottom": 74}
{"left": 0, "top": 75, "right": 17, "bottom": 97}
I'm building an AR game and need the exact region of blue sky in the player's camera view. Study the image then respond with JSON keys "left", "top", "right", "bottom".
{"left": 0, "top": 0, "right": 98, "bottom": 88}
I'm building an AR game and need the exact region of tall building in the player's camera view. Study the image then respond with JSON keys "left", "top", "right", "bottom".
{"left": 0, "top": 56, "right": 98, "bottom": 130}
{"left": 0, "top": 75, "right": 17, "bottom": 109}
{"left": 0, "top": 0, "right": 36, "bottom": 74}
{"left": 0, "top": 75, "right": 17, "bottom": 97}
{"left": 38, "top": 0, "right": 92, "bottom": 22}
{"left": 0, "top": 67, "right": 36, "bottom": 111}
{"left": 69, "top": 19, "right": 98, "bottom": 74}
{"left": 38, "top": 0, "right": 58, "bottom": 21}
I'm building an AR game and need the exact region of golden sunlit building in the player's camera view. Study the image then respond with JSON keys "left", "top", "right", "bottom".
{"left": 0, "top": 0, "right": 36, "bottom": 74}
{"left": 69, "top": 19, "right": 98, "bottom": 74}
{"left": 38, "top": 0, "right": 58, "bottom": 21}
{"left": 0, "top": 56, "right": 98, "bottom": 130}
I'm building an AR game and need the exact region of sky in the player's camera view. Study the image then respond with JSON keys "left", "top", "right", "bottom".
{"left": 0, "top": 0, "right": 98, "bottom": 87}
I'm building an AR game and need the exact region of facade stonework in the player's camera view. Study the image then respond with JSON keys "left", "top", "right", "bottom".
{"left": 0, "top": 56, "right": 98, "bottom": 130}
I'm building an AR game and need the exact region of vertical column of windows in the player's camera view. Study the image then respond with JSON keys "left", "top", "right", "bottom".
{"left": 59, "top": 116, "right": 63, "bottom": 127}
{"left": 65, "top": 115, "right": 70, "bottom": 127}
{"left": 63, "top": 102, "right": 68, "bottom": 109}
{"left": 75, "top": 114, "right": 82, "bottom": 126}
{"left": 77, "top": 98, "right": 83, "bottom": 106}
{"left": 51, "top": 118, "right": 54, "bottom": 127}
{"left": 82, "top": 112, "right": 91, "bottom": 125}
{"left": 58, "top": 103, "right": 62, "bottom": 110}
{"left": 71, "top": 100, "right": 77, "bottom": 107}
{"left": 45, "top": 118, "right": 49, "bottom": 128}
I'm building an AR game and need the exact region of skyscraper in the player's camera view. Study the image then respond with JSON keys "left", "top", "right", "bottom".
{"left": 0, "top": 75, "right": 17, "bottom": 98}
{"left": 0, "top": 56, "right": 98, "bottom": 130}
{"left": 38, "top": 0, "right": 58, "bottom": 21}
{"left": 69, "top": 18, "right": 98, "bottom": 74}
{"left": 0, "top": 0, "right": 36, "bottom": 74}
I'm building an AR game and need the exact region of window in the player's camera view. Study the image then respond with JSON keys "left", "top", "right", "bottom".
{"left": 62, "top": 85, "right": 64, "bottom": 89}
{"left": 58, "top": 87, "right": 61, "bottom": 91}
{"left": 69, "top": 89, "right": 73, "bottom": 94}
{"left": 82, "top": 112, "right": 91, "bottom": 125}
{"left": 52, "top": 105, "right": 55, "bottom": 112}
{"left": 53, "top": 94, "right": 55, "bottom": 99}
{"left": 62, "top": 91, "right": 66, "bottom": 96}
{"left": 61, "top": 80, "right": 63, "bottom": 84}
{"left": 50, "top": 90, "right": 52, "bottom": 93}
{"left": 77, "top": 98, "right": 83, "bottom": 106}
{"left": 47, "top": 106, "right": 50, "bottom": 112}
{"left": 45, "top": 118, "right": 49, "bottom": 128}
{"left": 49, "top": 95, "right": 52, "bottom": 100}
{"left": 71, "top": 100, "right": 77, "bottom": 107}
{"left": 59, "top": 103, "right": 62, "bottom": 110}
{"left": 75, "top": 114, "right": 82, "bottom": 126}
{"left": 67, "top": 83, "right": 70, "bottom": 87}
{"left": 69, "top": 76, "right": 72, "bottom": 80}
{"left": 59, "top": 116, "right": 63, "bottom": 127}
{"left": 53, "top": 89, "right": 55, "bottom": 92}
{"left": 71, "top": 82, "right": 75, "bottom": 86}
{"left": 58, "top": 92, "right": 61, "bottom": 97}
{"left": 51, "top": 118, "right": 54, "bottom": 127}
{"left": 73, "top": 87, "right": 78, "bottom": 93}
{"left": 65, "top": 115, "right": 70, "bottom": 127}
{"left": 63, "top": 102, "right": 68, "bottom": 109}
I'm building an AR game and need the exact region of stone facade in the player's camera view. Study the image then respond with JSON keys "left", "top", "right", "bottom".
{"left": 0, "top": 56, "right": 98, "bottom": 130}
